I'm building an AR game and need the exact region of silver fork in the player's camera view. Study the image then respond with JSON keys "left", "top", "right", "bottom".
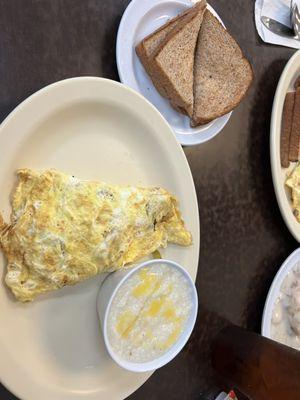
{"left": 291, "top": 0, "right": 300, "bottom": 39}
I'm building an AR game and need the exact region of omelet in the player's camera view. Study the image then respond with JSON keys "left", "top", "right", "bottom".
{"left": 0, "top": 169, "right": 192, "bottom": 302}
{"left": 286, "top": 163, "right": 300, "bottom": 222}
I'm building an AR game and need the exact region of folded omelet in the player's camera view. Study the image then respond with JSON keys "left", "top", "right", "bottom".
{"left": 0, "top": 169, "right": 192, "bottom": 302}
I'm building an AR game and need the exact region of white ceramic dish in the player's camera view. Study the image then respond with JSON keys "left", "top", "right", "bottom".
{"left": 262, "top": 248, "right": 300, "bottom": 339}
{"left": 271, "top": 50, "right": 300, "bottom": 243}
{"left": 97, "top": 259, "right": 198, "bottom": 372}
{"left": 116, "top": 0, "right": 232, "bottom": 146}
{"left": 0, "top": 77, "right": 200, "bottom": 400}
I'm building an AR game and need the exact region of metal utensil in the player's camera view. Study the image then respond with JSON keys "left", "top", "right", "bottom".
{"left": 261, "top": 16, "right": 297, "bottom": 38}
{"left": 291, "top": 0, "right": 300, "bottom": 39}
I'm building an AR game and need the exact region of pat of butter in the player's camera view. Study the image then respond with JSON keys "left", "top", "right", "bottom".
{"left": 163, "top": 307, "right": 176, "bottom": 320}
{"left": 145, "top": 297, "right": 164, "bottom": 317}
{"left": 162, "top": 325, "right": 182, "bottom": 350}
{"left": 132, "top": 268, "right": 161, "bottom": 298}
{"left": 116, "top": 310, "right": 136, "bottom": 338}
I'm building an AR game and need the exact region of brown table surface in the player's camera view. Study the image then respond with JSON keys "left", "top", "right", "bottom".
{"left": 0, "top": 0, "right": 297, "bottom": 399}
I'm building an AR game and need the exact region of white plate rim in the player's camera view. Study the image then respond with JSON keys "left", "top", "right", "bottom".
{"left": 116, "top": 0, "right": 232, "bottom": 146}
{"left": 261, "top": 247, "right": 300, "bottom": 338}
{"left": 0, "top": 77, "right": 200, "bottom": 400}
{"left": 270, "top": 50, "right": 300, "bottom": 243}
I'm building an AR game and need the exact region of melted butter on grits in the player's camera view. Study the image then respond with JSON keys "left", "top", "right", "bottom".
{"left": 0, "top": 169, "right": 192, "bottom": 302}
{"left": 107, "top": 264, "right": 192, "bottom": 363}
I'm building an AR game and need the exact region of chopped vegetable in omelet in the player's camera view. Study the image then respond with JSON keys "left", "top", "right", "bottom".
{"left": 286, "top": 163, "right": 300, "bottom": 222}
{"left": 0, "top": 169, "right": 192, "bottom": 302}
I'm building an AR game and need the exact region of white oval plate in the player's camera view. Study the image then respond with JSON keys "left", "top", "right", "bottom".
{"left": 116, "top": 0, "right": 232, "bottom": 146}
{"left": 0, "top": 77, "right": 200, "bottom": 400}
{"left": 262, "top": 248, "right": 300, "bottom": 338}
{"left": 271, "top": 50, "right": 300, "bottom": 243}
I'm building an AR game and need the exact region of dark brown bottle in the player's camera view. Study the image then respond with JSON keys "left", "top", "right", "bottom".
{"left": 212, "top": 325, "right": 300, "bottom": 400}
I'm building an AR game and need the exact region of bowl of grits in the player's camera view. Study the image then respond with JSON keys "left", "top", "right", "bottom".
{"left": 97, "top": 259, "right": 198, "bottom": 372}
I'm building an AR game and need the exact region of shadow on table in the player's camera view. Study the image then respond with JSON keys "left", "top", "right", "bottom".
{"left": 99, "top": 0, "right": 130, "bottom": 82}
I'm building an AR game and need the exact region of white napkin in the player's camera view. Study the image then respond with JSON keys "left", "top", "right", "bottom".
{"left": 255, "top": 0, "right": 300, "bottom": 49}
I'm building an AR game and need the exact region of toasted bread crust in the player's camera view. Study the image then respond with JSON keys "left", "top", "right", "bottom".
{"left": 135, "top": 5, "right": 200, "bottom": 99}
{"left": 191, "top": 62, "right": 253, "bottom": 126}
{"left": 191, "top": 11, "right": 253, "bottom": 126}
{"left": 136, "top": 5, "right": 253, "bottom": 125}
{"left": 136, "top": 4, "right": 199, "bottom": 57}
{"left": 150, "top": 2, "right": 206, "bottom": 117}
{"left": 135, "top": 12, "right": 183, "bottom": 98}
{"left": 136, "top": 2, "right": 206, "bottom": 116}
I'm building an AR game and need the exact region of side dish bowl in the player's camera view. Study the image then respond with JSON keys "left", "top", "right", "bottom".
{"left": 262, "top": 248, "right": 300, "bottom": 339}
{"left": 97, "top": 259, "right": 198, "bottom": 372}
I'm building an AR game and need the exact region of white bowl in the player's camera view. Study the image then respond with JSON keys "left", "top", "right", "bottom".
{"left": 97, "top": 259, "right": 198, "bottom": 372}
{"left": 262, "top": 248, "right": 300, "bottom": 339}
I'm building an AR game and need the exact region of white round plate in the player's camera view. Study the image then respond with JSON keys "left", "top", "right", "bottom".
{"left": 271, "top": 50, "right": 300, "bottom": 243}
{"left": 262, "top": 248, "right": 300, "bottom": 338}
{"left": 116, "top": 0, "right": 232, "bottom": 146}
{"left": 0, "top": 77, "right": 200, "bottom": 400}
